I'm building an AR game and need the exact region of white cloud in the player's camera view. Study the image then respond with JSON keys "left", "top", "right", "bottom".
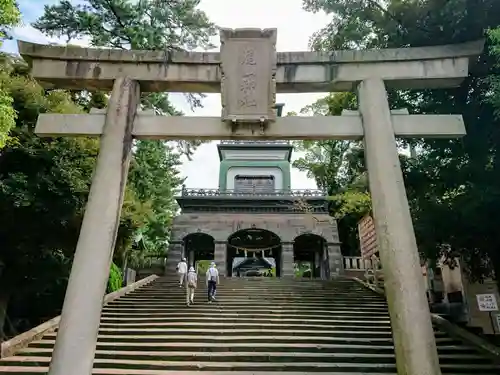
{"left": 3, "top": 0, "right": 330, "bottom": 190}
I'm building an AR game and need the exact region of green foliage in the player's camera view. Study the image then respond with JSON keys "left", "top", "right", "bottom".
{"left": 0, "top": 55, "right": 181, "bottom": 337}
{"left": 107, "top": 263, "right": 123, "bottom": 293}
{"left": 295, "top": 262, "right": 312, "bottom": 278}
{"left": 329, "top": 191, "right": 371, "bottom": 220}
{"left": 0, "top": 0, "right": 20, "bottom": 47}
{"left": 196, "top": 260, "right": 211, "bottom": 275}
{"left": 33, "top": 0, "right": 217, "bottom": 158}
{"left": 302, "top": 0, "right": 500, "bottom": 283}
{"left": 0, "top": 85, "right": 16, "bottom": 148}
{"left": 0, "top": 56, "right": 97, "bottom": 337}
{"left": 128, "top": 140, "right": 184, "bottom": 259}
{"left": 292, "top": 92, "right": 368, "bottom": 255}
{"left": 293, "top": 92, "right": 363, "bottom": 193}
{"left": 488, "top": 27, "right": 500, "bottom": 118}
{"left": 0, "top": 54, "right": 21, "bottom": 149}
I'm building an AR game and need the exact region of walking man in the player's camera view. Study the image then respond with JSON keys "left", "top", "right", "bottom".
{"left": 176, "top": 257, "right": 188, "bottom": 287}
{"left": 206, "top": 262, "right": 219, "bottom": 303}
{"left": 186, "top": 266, "right": 197, "bottom": 306}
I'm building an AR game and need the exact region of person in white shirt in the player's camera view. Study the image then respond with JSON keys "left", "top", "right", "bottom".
{"left": 186, "top": 266, "right": 197, "bottom": 306}
{"left": 206, "top": 262, "right": 219, "bottom": 303}
{"left": 176, "top": 257, "right": 188, "bottom": 287}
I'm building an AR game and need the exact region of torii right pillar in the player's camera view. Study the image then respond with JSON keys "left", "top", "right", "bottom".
{"left": 358, "top": 77, "right": 441, "bottom": 375}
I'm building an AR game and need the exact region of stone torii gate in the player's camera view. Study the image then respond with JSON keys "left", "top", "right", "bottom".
{"left": 19, "top": 29, "right": 483, "bottom": 375}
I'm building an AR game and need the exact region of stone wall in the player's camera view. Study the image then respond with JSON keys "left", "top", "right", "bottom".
{"left": 169, "top": 212, "right": 342, "bottom": 278}
{"left": 171, "top": 212, "right": 340, "bottom": 243}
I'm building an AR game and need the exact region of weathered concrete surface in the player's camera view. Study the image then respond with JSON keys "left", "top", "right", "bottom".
{"left": 35, "top": 112, "right": 466, "bottom": 140}
{"left": 18, "top": 39, "right": 483, "bottom": 93}
{"left": 0, "top": 275, "right": 158, "bottom": 359}
{"left": 358, "top": 77, "right": 441, "bottom": 375}
{"left": 47, "top": 78, "right": 140, "bottom": 375}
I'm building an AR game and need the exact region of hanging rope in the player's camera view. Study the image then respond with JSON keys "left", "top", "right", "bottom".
{"left": 227, "top": 243, "right": 282, "bottom": 253}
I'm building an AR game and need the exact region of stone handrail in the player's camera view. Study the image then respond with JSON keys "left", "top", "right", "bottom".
{"left": 220, "top": 140, "right": 290, "bottom": 145}
{"left": 351, "top": 277, "right": 500, "bottom": 364}
{"left": 0, "top": 274, "right": 159, "bottom": 359}
{"left": 344, "top": 256, "right": 373, "bottom": 270}
{"left": 180, "top": 187, "right": 327, "bottom": 198}
{"left": 136, "top": 256, "right": 166, "bottom": 269}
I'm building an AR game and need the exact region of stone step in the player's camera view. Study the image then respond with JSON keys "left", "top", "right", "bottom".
{"left": 124, "top": 296, "right": 383, "bottom": 302}
{"left": 97, "top": 322, "right": 394, "bottom": 331}
{"left": 85, "top": 328, "right": 403, "bottom": 338}
{"left": 99, "top": 317, "right": 392, "bottom": 325}
{"left": 0, "top": 368, "right": 399, "bottom": 375}
{"left": 39, "top": 333, "right": 459, "bottom": 345}
{"left": 107, "top": 300, "right": 387, "bottom": 310}
{"left": 0, "top": 369, "right": 495, "bottom": 375}
{"left": 101, "top": 305, "right": 390, "bottom": 313}
{"left": 114, "top": 292, "right": 386, "bottom": 298}
{"left": 70, "top": 328, "right": 448, "bottom": 339}
{"left": 122, "top": 292, "right": 385, "bottom": 299}
{"left": 148, "top": 278, "right": 362, "bottom": 282}
{"left": 117, "top": 295, "right": 386, "bottom": 302}
{"left": 143, "top": 283, "right": 364, "bottom": 289}
{"left": 135, "top": 283, "right": 376, "bottom": 287}
{"left": 0, "top": 357, "right": 498, "bottom": 373}
{"left": 99, "top": 311, "right": 391, "bottom": 319}
{"left": 141, "top": 285, "right": 370, "bottom": 292}
{"left": 25, "top": 340, "right": 481, "bottom": 354}
{"left": 14, "top": 348, "right": 486, "bottom": 364}
{"left": 2, "top": 277, "right": 498, "bottom": 375}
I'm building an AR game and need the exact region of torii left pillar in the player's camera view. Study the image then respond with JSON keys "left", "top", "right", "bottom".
{"left": 48, "top": 77, "right": 140, "bottom": 375}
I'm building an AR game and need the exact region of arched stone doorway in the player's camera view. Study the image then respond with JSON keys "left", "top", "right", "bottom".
{"left": 293, "top": 233, "right": 328, "bottom": 279}
{"left": 226, "top": 228, "right": 282, "bottom": 277}
{"left": 183, "top": 233, "right": 215, "bottom": 271}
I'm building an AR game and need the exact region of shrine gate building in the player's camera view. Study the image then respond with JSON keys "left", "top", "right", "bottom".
{"left": 166, "top": 106, "right": 342, "bottom": 278}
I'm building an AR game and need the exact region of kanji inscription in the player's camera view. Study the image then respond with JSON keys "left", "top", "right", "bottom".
{"left": 220, "top": 28, "right": 277, "bottom": 123}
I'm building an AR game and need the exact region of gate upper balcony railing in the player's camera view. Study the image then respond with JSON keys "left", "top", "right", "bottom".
{"left": 219, "top": 140, "right": 290, "bottom": 145}
{"left": 180, "top": 186, "right": 327, "bottom": 198}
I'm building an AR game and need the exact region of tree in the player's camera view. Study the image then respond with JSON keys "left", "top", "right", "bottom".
{"left": 293, "top": 92, "right": 361, "bottom": 193}
{"left": 0, "top": 55, "right": 157, "bottom": 339}
{"left": 292, "top": 92, "right": 369, "bottom": 255}
{"left": 0, "top": 54, "right": 93, "bottom": 339}
{"left": 32, "top": 1, "right": 209, "bottom": 262}
{"left": 126, "top": 140, "right": 184, "bottom": 267}
{"left": 33, "top": 0, "right": 217, "bottom": 158}
{"left": 107, "top": 263, "right": 123, "bottom": 293}
{"left": 488, "top": 27, "right": 500, "bottom": 117}
{"left": 0, "top": 0, "right": 20, "bottom": 47}
{"left": 0, "top": 0, "right": 20, "bottom": 148}
{"left": 302, "top": 0, "right": 500, "bottom": 286}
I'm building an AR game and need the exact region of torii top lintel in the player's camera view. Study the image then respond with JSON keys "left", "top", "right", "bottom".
{"left": 18, "top": 28, "right": 483, "bottom": 94}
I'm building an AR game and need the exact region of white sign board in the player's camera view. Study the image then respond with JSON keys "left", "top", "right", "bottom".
{"left": 476, "top": 294, "right": 499, "bottom": 312}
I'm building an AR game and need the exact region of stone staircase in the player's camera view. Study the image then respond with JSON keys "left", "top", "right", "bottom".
{"left": 0, "top": 276, "right": 499, "bottom": 374}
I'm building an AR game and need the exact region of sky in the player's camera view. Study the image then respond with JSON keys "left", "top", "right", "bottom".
{"left": 2, "top": 0, "right": 333, "bottom": 190}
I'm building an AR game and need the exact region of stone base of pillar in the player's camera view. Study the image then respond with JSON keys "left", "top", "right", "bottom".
{"left": 327, "top": 244, "right": 343, "bottom": 277}
{"left": 281, "top": 243, "right": 294, "bottom": 277}
{"left": 214, "top": 242, "right": 227, "bottom": 276}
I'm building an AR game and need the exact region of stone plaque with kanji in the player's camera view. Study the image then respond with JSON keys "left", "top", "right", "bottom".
{"left": 220, "top": 28, "right": 277, "bottom": 123}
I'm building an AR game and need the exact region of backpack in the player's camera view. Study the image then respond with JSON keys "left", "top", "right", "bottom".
{"left": 209, "top": 268, "right": 217, "bottom": 282}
